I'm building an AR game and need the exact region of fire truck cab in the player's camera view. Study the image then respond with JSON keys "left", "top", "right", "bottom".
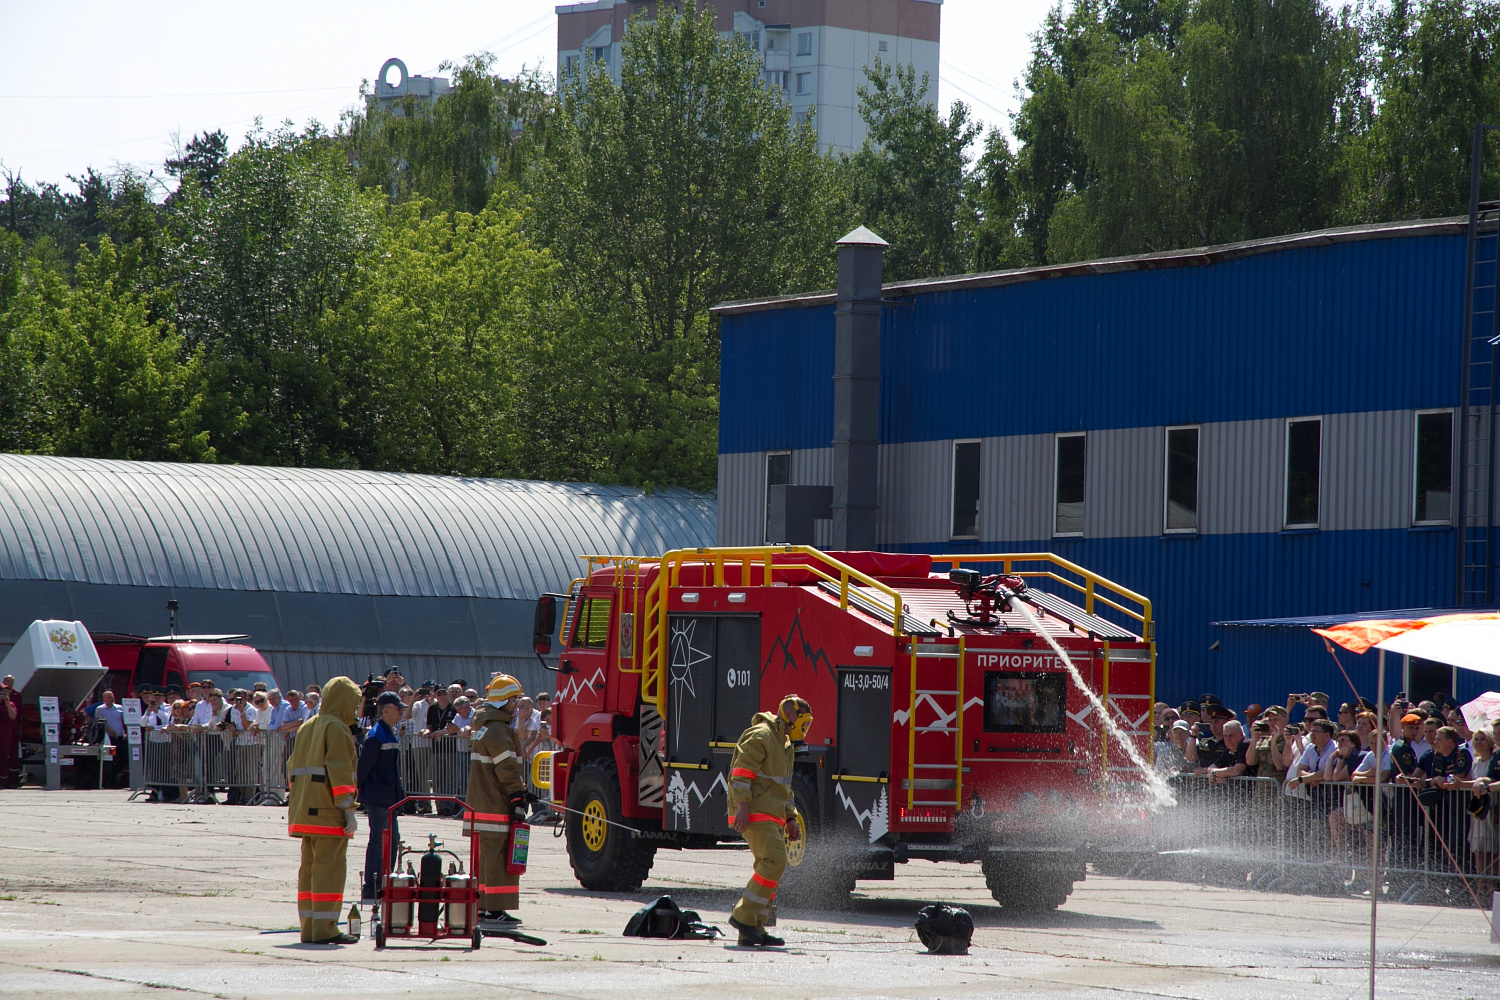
{"left": 531, "top": 546, "right": 1154, "bottom": 909}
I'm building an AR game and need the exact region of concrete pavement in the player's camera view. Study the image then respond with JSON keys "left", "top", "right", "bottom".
{"left": 1, "top": 789, "right": 1497, "bottom": 999}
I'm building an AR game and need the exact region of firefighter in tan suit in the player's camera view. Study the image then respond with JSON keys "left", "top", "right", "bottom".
{"left": 463, "top": 674, "right": 528, "bottom": 932}
{"left": 727, "top": 694, "right": 812, "bottom": 947}
{"left": 286, "top": 675, "right": 361, "bottom": 944}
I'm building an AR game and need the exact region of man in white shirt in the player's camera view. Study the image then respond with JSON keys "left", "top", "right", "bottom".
{"left": 261, "top": 689, "right": 286, "bottom": 730}
{"left": 228, "top": 691, "right": 258, "bottom": 730}
{"left": 278, "top": 690, "right": 310, "bottom": 732}
{"left": 95, "top": 690, "right": 126, "bottom": 744}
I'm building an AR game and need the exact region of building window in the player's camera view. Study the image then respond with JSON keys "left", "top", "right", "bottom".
{"left": 951, "top": 441, "right": 981, "bottom": 538}
{"left": 1055, "top": 434, "right": 1086, "bottom": 536}
{"left": 562, "top": 55, "right": 579, "bottom": 78}
{"left": 592, "top": 46, "right": 608, "bottom": 66}
{"left": 1285, "top": 418, "right": 1321, "bottom": 528}
{"left": 765, "top": 452, "right": 790, "bottom": 543}
{"left": 1414, "top": 411, "right": 1453, "bottom": 524}
{"left": 765, "top": 70, "right": 787, "bottom": 90}
{"left": 1164, "top": 426, "right": 1199, "bottom": 533}
{"left": 797, "top": 32, "right": 813, "bottom": 56}
{"left": 739, "top": 30, "right": 760, "bottom": 51}
{"left": 796, "top": 72, "right": 811, "bottom": 95}
{"left": 878, "top": 40, "right": 888, "bottom": 52}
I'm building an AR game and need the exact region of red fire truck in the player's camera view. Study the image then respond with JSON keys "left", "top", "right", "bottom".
{"left": 530, "top": 546, "right": 1154, "bottom": 910}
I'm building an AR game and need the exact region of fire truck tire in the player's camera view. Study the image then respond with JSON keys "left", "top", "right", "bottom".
{"left": 982, "top": 859, "right": 1075, "bottom": 911}
{"left": 776, "top": 773, "right": 856, "bottom": 908}
{"left": 565, "top": 756, "right": 657, "bottom": 891}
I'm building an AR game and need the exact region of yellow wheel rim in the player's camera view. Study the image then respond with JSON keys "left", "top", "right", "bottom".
{"left": 581, "top": 799, "right": 609, "bottom": 852}
{"left": 785, "top": 809, "right": 807, "bottom": 867}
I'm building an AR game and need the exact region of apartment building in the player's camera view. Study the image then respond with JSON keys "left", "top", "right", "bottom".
{"left": 556, "top": 0, "right": 942, "bottom": 154}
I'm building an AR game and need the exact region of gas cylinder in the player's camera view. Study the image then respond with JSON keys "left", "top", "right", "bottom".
{"left": 386, "top": 872, "right": 415, "bottom": 933}
{"left": 444, "top": 873, "right": 476, "bottom": 933}
{"left": 417, "top": 839, "right": 444, "bottom": 931}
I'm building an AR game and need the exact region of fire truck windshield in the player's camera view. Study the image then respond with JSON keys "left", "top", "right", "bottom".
{"left": 983, "top": 671, "right": 1066, "bottom": 733}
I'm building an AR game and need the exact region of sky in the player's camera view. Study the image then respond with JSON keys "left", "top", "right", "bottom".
{"left": 0, "top": 1, "right": 1057, "bottom": 192}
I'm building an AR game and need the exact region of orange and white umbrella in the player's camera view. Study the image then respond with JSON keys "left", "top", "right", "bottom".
{"left": 1314, "top": 612, "right": 1500, "bottom": 676}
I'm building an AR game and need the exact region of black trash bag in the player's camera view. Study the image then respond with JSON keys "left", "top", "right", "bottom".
{"left": 623, "top": 895, "right": 723, "bottom": 940}
{"left": 915, "top": 903, "right": 973, "bottom": 955}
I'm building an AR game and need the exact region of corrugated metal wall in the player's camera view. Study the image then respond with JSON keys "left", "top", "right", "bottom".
{"left": 0, "top": 580, "right": 553, "bottom": 702}
{"left": 719, "top": 409, "right": 1443, "bottom": 547}
{"left": 720, "top": 232, "right": 1464, "bottom": 455}
{"left": 0, "top": 455, "right": 715, "bottom": 601}
{"left": 717, "top": 224, "right": 1468, "bottom": 708}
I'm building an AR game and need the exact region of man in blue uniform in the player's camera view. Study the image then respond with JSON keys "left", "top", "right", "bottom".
{"left": 358, "top": 692, "right": 406, "bottom": 902}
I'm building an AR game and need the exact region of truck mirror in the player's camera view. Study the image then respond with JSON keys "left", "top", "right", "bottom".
{"left": 533, "top": 596, "right": 557, "bottom": 656}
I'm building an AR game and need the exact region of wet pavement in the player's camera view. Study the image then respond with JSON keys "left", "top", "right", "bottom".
{"left": 0, "top": 789, "right": 1496, "bottom": 998}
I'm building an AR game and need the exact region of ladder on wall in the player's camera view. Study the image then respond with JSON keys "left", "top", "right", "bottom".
{"left": 904, "top": 637, "right": 966, "bottom": 811}
{"left": 1459, "top": 124, "right": 1500, "bottom": 605}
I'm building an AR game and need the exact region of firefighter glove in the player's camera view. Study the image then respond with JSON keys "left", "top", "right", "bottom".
{"left": 343, "top": 809, "right": 358, "bottom": 836}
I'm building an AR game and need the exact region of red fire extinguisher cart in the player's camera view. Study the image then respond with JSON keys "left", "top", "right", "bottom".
{"left": 372, "top": 795, "right": 544, "bottom": 949}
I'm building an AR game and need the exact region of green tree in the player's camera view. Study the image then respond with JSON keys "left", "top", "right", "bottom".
{"left": 168, "top": 123, "right": 380, "bottom": 467}
{"left": 344, "top": 57, "right": 557, "bottom": 215}
{"left": 0, "top": 237, "right": 211, "bottom": 460}
{"left": 165, "top": 129, "right": 230, "bottom": 196}
{"left": 1345, "top": 0, "right": 1500, "bottom": 221}
{"left": 844, "top": 60, "right": 983, "bottom": 280}
{"left": 337, "top": 194, "right": 570, "bottom": 477}
{"left": 1011, "top": 0, "right": 1364, "bottom": 262}
{"left": 530, "top": 1, "right": 832, "bottom": 489}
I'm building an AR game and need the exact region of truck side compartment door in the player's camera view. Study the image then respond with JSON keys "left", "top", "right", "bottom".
{"left": 664, "top": 616, "right": 718, "bottom": 834}
{"left": 834, "top": 667, "right": 893, "bottom": 846}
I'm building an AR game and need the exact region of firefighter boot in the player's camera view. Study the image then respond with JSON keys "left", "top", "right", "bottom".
{"left": 478, "top": 910, "right": 522, "bottom": 932}
{"left": 728, "top": 916, "right": 785, "bottom": 947}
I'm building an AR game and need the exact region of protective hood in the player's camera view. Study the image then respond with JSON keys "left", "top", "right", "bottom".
{"left": 320, "top": 676, "right": 361, "bottom": 726}
{"left": 473, "top": 701, "right": 514, "bottom": 728}
{"left": 752, "top": 710, "right": 784, "bottom": 736}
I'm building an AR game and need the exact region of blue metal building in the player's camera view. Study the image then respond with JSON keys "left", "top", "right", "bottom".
{"left": 712, "top": 217, "right": 1489, "bottom": 710}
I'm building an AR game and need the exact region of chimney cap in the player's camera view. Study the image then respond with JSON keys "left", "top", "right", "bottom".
{"left": 837, "top": 225, "right": 889, "bottom": 248}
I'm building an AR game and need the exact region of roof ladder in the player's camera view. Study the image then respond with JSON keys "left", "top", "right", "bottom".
{"left": 1459, "top": 124, "right": 1500, "bottom": 606}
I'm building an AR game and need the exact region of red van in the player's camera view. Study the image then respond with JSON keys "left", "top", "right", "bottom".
{"left": 93, "top": 634, "right": 281, "bottom": 697}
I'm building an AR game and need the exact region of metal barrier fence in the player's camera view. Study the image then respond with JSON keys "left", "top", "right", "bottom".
{"left": 140, "top": 730, "right": 291, "bottom": 806}
{"left": 1142, "top": 774, "right": 1498, "bottom": 904}
{"left": 137, "top": 731, "right": 561, "bottom": 816}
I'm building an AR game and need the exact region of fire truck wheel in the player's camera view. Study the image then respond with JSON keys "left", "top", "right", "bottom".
{"left": 565, "top": 756, "right": 657, "bottom": 891}
{"left": 776, "top": 773, "right": 856, "bottom": 908}
{"left": 982, "top": 860, "right": 1075, "bottom": 911}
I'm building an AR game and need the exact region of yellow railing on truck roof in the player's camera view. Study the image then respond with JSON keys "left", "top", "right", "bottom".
{"left": 579, "top": 546, "right": 905, "bottom": 715}
{"left": 573, "top": 547, "right": 1152, "bottom": 720}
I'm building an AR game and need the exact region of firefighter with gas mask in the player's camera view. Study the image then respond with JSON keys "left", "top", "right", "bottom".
{"left": 464, "top": 673, "right": 529, "bottom": 932}
{"left": 285, "top": 675, "right": 361, "bottom": 944}
{"left": 727, "top": 694, "right": 812, "bottom": 947}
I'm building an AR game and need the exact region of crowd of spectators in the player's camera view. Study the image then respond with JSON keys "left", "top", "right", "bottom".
{"left": 86, "top": 666, "right": 560, "bottom": 819}
{"left": 1151, "top": 690, "right": 1500, "bottom": 883}
{"left": 355, "top": 667, "right": 560, "bottom": 822}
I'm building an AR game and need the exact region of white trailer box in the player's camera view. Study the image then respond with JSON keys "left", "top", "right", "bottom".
{"left": 2, "top": 620, "right": 105, "bottom": 706}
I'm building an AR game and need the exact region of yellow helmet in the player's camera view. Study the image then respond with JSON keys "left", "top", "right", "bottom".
{"left": 486, "top": 673, "right": 523, "bottom": 706}
{"left": 778, "top": 694, "right": 813, "bottom": 742}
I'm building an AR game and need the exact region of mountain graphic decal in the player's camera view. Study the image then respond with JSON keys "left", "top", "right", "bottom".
{"left": 762, "top": 610, "right": 832, "bottom": 679}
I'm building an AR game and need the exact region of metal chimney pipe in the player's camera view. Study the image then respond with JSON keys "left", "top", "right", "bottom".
{"left": 832, "top": 226, "right": 888, "bottom": 551}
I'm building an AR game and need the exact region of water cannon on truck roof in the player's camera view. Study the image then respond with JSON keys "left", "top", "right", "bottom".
{"left": 528, "top": 545, "right": 1158, "bottom": 910}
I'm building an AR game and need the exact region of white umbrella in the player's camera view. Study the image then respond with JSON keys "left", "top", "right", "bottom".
{"left": 1375, "top": 618, "right": 1500, "bottom": 676}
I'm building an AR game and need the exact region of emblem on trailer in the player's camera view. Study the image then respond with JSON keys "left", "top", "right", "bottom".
{"left": 48, "top": 627, "right": 77, "bottom": 653}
